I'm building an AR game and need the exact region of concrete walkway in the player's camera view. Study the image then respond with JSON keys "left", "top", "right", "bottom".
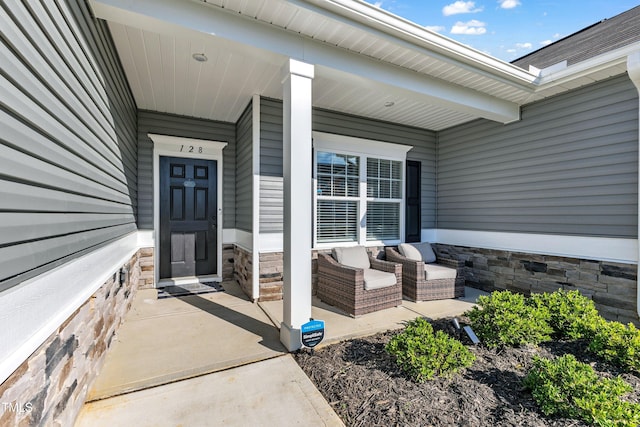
{"left": 76, "top": 282, "right": 485, "bottom": 426}
{"left": 76, "top": 355, "right": 343, "bottom": 426}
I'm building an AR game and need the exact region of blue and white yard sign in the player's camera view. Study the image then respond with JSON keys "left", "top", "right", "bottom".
{"left": 301, "top": 319, "right": 325, "bottom": 348}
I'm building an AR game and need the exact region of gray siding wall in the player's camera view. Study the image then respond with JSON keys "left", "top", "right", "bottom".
{"left": 437, "top": 75, "right": 638, "bottom": 238}
{"left": 259, "top": 98, "right": 284, "bottom": 233}
{"left": 235, "top": 102, "right": 253, "bottom": 232}
{"left": 137, "top": 111, "right": 236, "bottom": 230}
{"left": 258, "top": 97, "right": 437, "bottom": 233}
{"left": 1, "top": 0, "right": 138, "bottom": 290}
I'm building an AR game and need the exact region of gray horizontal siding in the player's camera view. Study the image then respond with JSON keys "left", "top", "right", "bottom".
{"left": 260, "top": 176, "right": 284, "bottom": 233}
{"left": 259, "top": 98, "right": 284, "bottom": 178}
{"left": 137, "top": 111, "right": 236, "bottom": 230}
{"left": 437, "top": 75, "right": 638, "bottom": 238}
{"left": 259, "top": 98, "right": 284, "bottom": 233}
{"left": 0, "top": 0, "right": 138, "bottom": 290}
{"left": 235, "top": 102, "right": 253, "bottom": 232}
{"left": 258, "top": 98, "right": 437, "bottom": 233}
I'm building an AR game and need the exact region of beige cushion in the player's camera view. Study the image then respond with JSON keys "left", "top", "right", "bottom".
{"left": 399, "top": 242, "right": 437, "bottom": 263}
{"left": 424, "top": 263, "right": 457, "bottom": 280}
{"left": 332, "top": 246, "right": 370, "bottom": 269}
{"left": 398, "top": 243, "right": 422, "bottom": 261}
{"left": 363, "top": 269, "right": 397, "bottom": 290}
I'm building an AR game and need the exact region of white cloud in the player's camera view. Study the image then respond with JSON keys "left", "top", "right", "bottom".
{"left": 499, "top": 0, "right": 521, "bottom": 9}
{"left": 425, "top": 25, "right": 446, "bottom": 33}
{"left": 373, "top": 1, "right": 383, "bottom": 7}
{"left": 507, "top": 48, "right": 517, "bottom": 53}
{"left": 540, "top": 39, "right": 552, "bottom": 46}
{"left": 451, "top": 19, "right": 487, "bottom": 35}
{"left": 516, "top": 42, "right": 532, "bottom": 49}
{"left": 443, "top": 1, "right": 483, "bottom": 16}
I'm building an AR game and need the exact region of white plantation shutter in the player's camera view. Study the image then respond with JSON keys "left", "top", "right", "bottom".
{"left": 317, "top": 200, "right": 358, "bottom": 243}
{"left": 366, "top": 202, "right": 400, "bottom": 240}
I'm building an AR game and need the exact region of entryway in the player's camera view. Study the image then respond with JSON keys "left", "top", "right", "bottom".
{"left": 159, "top": 156, "right": 218, "bottom": 280}
{"left": 149, "top": 133, "right": 227, "bottom": 287}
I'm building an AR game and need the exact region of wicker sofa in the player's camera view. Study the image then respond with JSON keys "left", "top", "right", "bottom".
{"left": 386, "top": 244, "right": 465, "bottom": 302}
{"left": 317, "top": 246, "right": 402, "bottom": 317}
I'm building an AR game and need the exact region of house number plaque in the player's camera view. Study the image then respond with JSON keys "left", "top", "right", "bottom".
{"left": 179, "top": 144, "right": 203, "bottom": 154}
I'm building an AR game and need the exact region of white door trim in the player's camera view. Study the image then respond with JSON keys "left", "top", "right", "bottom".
{"left": 149, "top": 133, "right": 227, "bottom": 287}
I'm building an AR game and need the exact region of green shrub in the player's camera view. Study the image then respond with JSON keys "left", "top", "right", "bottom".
{"left": 385, "top": 317, "right": 475, "bottom": 382}
{"left": 530, "top": 289, "right": 603, "bottom": 340}
{"left": 523, "top": 354, "right": 640, "bottom": 426}
{"left": 466, "top": 290, "right": 553, "bottom": 348}
{"left": 588, "top": 321, "right": 640, "bottom": 373}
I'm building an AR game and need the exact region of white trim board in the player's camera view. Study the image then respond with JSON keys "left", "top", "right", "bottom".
{"left": 0, "top": 232, "right": 139, "bottom": 385}
{"left": 251, "top": 94, "right": 261, "bottom": 300}
{"left": 254, "top": 229, "right": 636, "bottom": 263}
{"left": 429, "top": 229, "right": 638, "bottom": 264}
{"left": 312, "top": 131, "right": 412, "bottom": 159}
{"left": 149, "top": 134, "right": 227, "bottom": 286}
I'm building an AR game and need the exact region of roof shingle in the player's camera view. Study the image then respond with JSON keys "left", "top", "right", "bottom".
{"left": 512, "top": 5, "right": 640, "bottom": 70}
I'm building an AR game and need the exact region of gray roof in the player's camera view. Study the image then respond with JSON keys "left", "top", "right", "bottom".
{"left": 512, "top": 5, "right": 640, "bottom": 70}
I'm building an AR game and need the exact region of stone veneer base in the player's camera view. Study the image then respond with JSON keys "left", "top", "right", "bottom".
{"left": 0, "top": 249, "right": 146, "bottom": 427}
{"left": 235, "top": 243, "right": 639, "bottom": 325}
{"left": 434, "top": 243, "right": 639, "bottom": 325}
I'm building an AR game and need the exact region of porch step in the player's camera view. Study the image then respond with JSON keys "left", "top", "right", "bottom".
{"left": 157, "top": 282, "right": 224, "bottom": 298}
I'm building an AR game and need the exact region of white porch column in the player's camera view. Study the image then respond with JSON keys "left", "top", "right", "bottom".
{"left": 280, "top": 59, "right": 315, "bottom": 351}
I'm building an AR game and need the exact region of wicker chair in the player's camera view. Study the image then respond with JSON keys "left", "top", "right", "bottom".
{"left": 317, "top": 248, "right": 402, "bottom": 317}
{"left": 386, "top": 245, "right": 465, "bottom": 302}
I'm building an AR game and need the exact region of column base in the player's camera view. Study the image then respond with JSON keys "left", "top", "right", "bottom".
{"left": 280, "top": 322, "right": 302, "bottom": 352}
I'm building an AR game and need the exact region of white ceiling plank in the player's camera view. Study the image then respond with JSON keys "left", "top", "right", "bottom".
{"left": 107, "top": 22, "right": 146, "bottom": 107}
{"left": 142, "top": 30, "right": 166, "bottom": 112}
{"left": 158, "top": 32, "right": 177, "bottom": 113}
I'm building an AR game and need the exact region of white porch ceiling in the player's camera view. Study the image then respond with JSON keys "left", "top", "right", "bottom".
{"left": 97, "top": 0, "right": 632, "bottom": 131}
{"left": 109, "top": 20, "right": 479, "bottom": 130}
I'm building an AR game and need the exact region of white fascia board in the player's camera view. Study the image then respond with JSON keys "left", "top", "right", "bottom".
{"left": 296, "top": 0, "right": 536, "bottom": 86}
{"left": 532, "top": 42, "right": 640, "bottom": 92}
{"left": 89, "top": 0, "right": 520, "bottom": 124}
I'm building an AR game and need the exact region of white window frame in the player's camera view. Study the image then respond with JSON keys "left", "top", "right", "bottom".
{"left": 312, "top": 132, "right": 412, "bottom": 249}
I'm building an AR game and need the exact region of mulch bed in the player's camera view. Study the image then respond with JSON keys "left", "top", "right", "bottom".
{"left": 294, "top": 318, "right": 640, "bottom": 427}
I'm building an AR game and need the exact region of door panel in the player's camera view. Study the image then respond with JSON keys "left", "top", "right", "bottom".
{"left": 160, "top": 157, "right": 217, "bottom": 279}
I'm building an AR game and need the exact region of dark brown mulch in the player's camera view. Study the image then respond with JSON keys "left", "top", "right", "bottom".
{"left": 294, "top": 318, "right": 640, "bottom": 427}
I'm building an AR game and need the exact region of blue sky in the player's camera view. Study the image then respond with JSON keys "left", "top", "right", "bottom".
{"left": 364, "top": 1, "right": 640, "bottom": 62}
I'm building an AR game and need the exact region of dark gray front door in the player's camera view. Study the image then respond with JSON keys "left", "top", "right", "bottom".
{"left": 159, "top": 156, "right": 217, "bottom": 279}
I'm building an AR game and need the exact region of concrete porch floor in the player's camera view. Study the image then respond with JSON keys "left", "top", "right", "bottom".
{"left": 76, "top": 282, "right": 485, "bottom": 426}
{"left": 262, "top": 286, "right": 486, "bottom": 348}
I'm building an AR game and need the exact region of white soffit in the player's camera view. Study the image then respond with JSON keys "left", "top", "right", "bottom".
{"left": 93, "top": 0, "right": 632, "bottom": 130}
{"left": 92, "top": 0, "right": 526, "bottom": 130}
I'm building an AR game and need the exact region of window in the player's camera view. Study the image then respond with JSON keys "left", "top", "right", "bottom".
{"left": 316, "top": 152, "right": 359, "bottom": 243}
{"left": 313, "top": 133, "right": 412, "bottom": 247}
{"left": 366, "top": 158, "right": 402, "bottom": 241}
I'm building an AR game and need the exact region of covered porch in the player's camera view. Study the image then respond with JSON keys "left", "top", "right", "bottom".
{"left": 89, "top": 0, "right": 640, "bottom": 354}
